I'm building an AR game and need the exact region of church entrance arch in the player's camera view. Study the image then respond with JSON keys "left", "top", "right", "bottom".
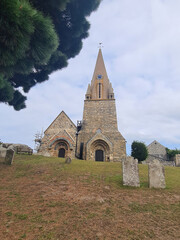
{"left": 58, "top": 148, "right": 65, "bottom": 158}
{"left": 95, "top": 149, "right": 104, "bottom": 161}
{"left": 90, "top": 139, "right": 110, "bottom": 162}
{"left": 53, "top": 139, "right": 70, "bottom": 158}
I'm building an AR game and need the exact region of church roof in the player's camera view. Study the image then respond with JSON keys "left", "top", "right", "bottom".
{"left": 44, "top": 111, "right": 76, "bottom": 133}
{"left": 91, "top": 48, "right": 109, "bottom": 83}
{"left": 147, "top": 140, "right": 166, "bottom": 149}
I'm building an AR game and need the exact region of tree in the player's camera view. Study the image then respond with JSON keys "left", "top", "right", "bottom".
{"left": 166, "top": 148, "right": 180, "bottom": 159}
{"left": 0, "top": 0, "right": 101, "bottom": 110}
{"left": 131, "top": 141, "right": 148, "bottom": 162}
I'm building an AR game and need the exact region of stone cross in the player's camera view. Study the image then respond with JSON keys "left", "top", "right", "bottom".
{"left": 148, "top": 159, "right": 166, "bottom": 188}
{"left": 122, "top": 156, "right": 140, "bottom": 187}
{"left": 4, "top": 149, "right": 15, "bottom": 165}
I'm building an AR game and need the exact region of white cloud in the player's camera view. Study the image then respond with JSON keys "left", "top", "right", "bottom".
{"left": 1, "top": 0, "right": 180, "bottom": 154}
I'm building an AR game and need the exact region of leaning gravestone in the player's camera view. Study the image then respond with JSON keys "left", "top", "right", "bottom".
{"left": 4, "top": 149, "right": 15, "bottom": 165}
{"left": 148, "top": 159, "right": 166, "bottom": 189}
{"left": 65, "top": 157, "right": 72, "bottom": 164}
{"left": 122, "top": 156, "right": 140, "bottom": 187}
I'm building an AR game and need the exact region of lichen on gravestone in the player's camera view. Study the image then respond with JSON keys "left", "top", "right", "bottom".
{"left": 4, "top": 149, "right": 15, "bottom": 165}
{"left": 148, "top": 159, "right": 166, "bottom": 189}
{"left": 122, "top": 156, "right": 140, "bottom": 187}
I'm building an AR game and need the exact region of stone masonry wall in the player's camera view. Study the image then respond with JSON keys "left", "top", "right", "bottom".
{"left": 77, "top": 99, "right": 126, "bottom": 161}
{"left": 82, "top": 99, "right": 118, "bottom": 132}
{"left": 147, "top": 141, "right": 168, "bottom": 160}
{"left": 38, "top": 111, "right": 76, "bottom": 157}
{"left": 173, "top": 154, "right": 180, "bottom": 167}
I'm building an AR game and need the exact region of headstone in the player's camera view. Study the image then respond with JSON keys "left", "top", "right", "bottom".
{"left": 65, "top": 157, "right": 71, "bottom": 164}
{"left": 148, "top": 159, "right": 166, "bottom": 188}
{"left": 122, "top": 156, "right": 140, "bottom": 187}
{"left": 4, "top": 149, "right": 15, "bottom": 165}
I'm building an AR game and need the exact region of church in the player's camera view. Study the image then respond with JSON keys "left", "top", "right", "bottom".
{"left": 38, "top": 49, "right": 126, "bottom": 161}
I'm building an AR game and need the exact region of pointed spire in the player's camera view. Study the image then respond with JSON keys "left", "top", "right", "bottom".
{"left": 85, "top": 49, "right": 115, "bottom": 100}
{"left": 91, "top": 49, "right": 109, "bottom": 84}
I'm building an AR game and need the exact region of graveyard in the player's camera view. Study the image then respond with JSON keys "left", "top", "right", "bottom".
{"left": 0, "top": 155, "right": 179, "bottom": 240}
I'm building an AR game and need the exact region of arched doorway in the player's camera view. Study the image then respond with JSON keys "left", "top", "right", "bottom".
{"left": 90, "top": 139, "right": 110, "bottom": 162}
{"left": 55, "top": 141, "right": 68, "bottom": 158}
{"left": 58, "top": 148, "right": 65, "bottom": 158}
{"left": 95, "top": 150, "right": 104, "bottom": 161}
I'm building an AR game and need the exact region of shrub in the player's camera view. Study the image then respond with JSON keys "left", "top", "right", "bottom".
{"left": 131, "top": 141, "right": 148, "bottom": 162}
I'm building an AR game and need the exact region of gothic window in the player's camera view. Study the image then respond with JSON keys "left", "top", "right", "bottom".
{"left": 97, "top": 83, "right": 102, "bottom": 99}
{"left": 99, "top": 83, "right": 101, "bottom": 98}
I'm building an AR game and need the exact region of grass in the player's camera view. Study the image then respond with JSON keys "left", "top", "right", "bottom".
{"left": 0, "top": 154, "right": 180, "bottom": 240}
{"left": 11, "top": 154, "right": 180, "bottom": 189}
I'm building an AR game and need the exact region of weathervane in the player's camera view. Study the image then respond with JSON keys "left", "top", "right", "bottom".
{"left": 98, "top": 42, "right": 103, "bottom": 49}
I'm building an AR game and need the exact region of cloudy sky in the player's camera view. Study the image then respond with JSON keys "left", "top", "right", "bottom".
{"left": 1, "top": 0, "right": 180, "bottom": 154}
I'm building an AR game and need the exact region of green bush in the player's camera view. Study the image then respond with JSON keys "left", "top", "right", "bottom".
{"left": 131, "top": 141, "right": 148, "bottom": 162}
{"left": 166, "top": 148, "right": 180, "bottom": 159}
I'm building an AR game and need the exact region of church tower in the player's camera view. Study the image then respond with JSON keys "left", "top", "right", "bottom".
{"left": 76, "top": 49, "right": 126, "bottom": 162}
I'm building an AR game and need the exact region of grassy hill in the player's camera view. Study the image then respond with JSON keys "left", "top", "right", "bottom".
{"left": 0, "top": 155, "right": 180, "bottom": 240}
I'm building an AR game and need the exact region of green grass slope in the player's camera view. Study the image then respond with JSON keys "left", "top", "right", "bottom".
{"left": 0, "top": 155, "right": 179, "bottom": 240}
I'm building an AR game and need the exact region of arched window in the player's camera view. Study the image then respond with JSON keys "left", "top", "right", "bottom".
{"left": 97, "top": 83, "right": 102, "bottom": 99}
{"left": 99, "top": 83, "right": 101, "bottom": 98}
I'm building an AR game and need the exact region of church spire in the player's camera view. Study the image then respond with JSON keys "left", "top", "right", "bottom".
{"left": 85, "top": 49, "right": 115, "bottom": 100}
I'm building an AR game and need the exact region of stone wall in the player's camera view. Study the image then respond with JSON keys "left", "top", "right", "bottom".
{"left": 143, "top": 154, "right": 175, "bottom": 166}
{"left": 82, "top": 99, "right": 118, "bottom": 132}
{"left": 38, "top": 111, "right": 76, "bottom": 158}
{"left": 77, "top": 99, "right": 126, "bottom": 161}
{"left": 0, "top": 146, "right": 7, "bottom": 158}
{"left": 173, "top": 154, "right": 180, "bottom": 167}
{"left": 147, "top": 140, "right": 168, "bottom": 160}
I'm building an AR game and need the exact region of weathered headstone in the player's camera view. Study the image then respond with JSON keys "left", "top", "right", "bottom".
{"left": 65, "top": 157, "right": 71, "bottom": 164}
{"left": 122, "top": 156, "right": 140, "bottom": 187}
{"left": 4, "top": 149, "right": 15, "bottom": 165}
{"left": 148, "top": 159, "right": 166, "bottom": 188}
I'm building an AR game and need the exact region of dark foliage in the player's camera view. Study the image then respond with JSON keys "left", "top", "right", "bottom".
{"left": 0, "top": 0, "right": 101, "bottom": 110}
{"left": 131, "top": 141, "right": 148, "bottom": 162}
{"left": 166, "top": 148, "right": 180, "bottom": 159}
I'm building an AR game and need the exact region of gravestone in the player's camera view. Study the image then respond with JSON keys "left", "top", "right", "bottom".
{"left": 148, "top": 159, "right": 166, "bottom": 188}
{"left": 122, "top": 156, "right": 140, "bottom": 187}
{"left": 4, "top": 149, "right": 15, "bottom": 165}
{"left": 65, "top": 157, "right": 72, "bottom": 164}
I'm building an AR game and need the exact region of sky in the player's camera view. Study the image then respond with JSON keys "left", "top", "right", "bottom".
{"left": 1, "top": 0, "right": 180, "bottom": 154}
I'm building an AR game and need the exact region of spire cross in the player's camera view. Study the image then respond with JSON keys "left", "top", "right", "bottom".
{"left": 98, "top": 43, "right": 103, "bottom": 49}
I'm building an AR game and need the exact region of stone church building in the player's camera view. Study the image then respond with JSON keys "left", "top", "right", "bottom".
{"left": 38, "top": 49, "right": 126, "bottom": 161}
